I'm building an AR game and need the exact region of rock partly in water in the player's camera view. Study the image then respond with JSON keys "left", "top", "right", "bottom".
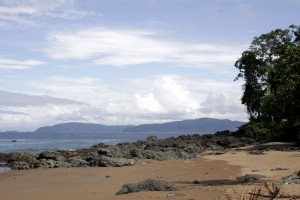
{"left": 116, "top": 179, "right": 180, "bottom": 195}
{"left": 5, "top": 152, "right": 37, "bottom": 163}
{"left": 9, "top": 161, "right": 33, "bottom": 170}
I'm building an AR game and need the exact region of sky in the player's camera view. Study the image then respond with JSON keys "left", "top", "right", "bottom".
{"left": 0, "top": 0, "right": 299, "bottom": 131}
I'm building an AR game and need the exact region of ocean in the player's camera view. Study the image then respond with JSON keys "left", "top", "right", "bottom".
{"left": 0, "top": 131, "right": 198, "bottom": 153}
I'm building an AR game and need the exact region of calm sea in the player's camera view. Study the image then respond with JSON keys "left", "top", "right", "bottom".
{"left": 0, "top": 131, "right": 199, "bottom": 153}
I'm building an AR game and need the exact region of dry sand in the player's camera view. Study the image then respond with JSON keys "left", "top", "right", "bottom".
{"left": 0, "top": 144, "right": 299, "bottom": 200}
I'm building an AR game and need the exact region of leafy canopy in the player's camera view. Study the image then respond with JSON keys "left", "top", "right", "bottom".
{"left": 234, "top": 25, "right": 300, "bottom": 139}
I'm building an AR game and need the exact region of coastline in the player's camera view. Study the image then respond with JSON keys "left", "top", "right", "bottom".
{"left": 0, "top": 147, "right": 299, "bottom": 199}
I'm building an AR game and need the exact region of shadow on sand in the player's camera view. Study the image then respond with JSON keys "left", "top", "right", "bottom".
{"left": 175, "top": 179, "right": 239, "bottom": 186}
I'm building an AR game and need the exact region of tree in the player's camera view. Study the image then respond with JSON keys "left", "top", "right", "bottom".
{"left": 234, "top": 25, "right": 300, "bottom": 139}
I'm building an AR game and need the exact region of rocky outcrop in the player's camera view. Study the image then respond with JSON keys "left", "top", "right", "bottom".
{"left": 116, "top": 179, "right": 180, "bottom": 195}
{"left": 0, "top": 130, "right": 262, "bottom": 170}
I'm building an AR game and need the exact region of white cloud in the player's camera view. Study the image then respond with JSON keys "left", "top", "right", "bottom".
{"left": 44, "top": 27, "right": 243, "bottom": 68}
{"left": 0, "top": 90, "right": 84, "bottom": 131}
{"left": 0, "top": 57, "right": 45, "bottom": 69}
{"left": 20, "top": 75, "right": 247, "bottom": 129}
{"left": 0, "top": 0, "right": 101, "bottom": 26}
{"left": 0, "top": 90, "right": 82, "bottom": 107}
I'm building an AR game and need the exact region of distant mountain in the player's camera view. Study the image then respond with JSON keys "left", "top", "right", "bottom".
{"left": 34, "top": 122, "right": 133, "bottom": 134}
{"left": 123, "top": 118, "right": 245, "bottom": 133}
{"left": 1, "top": 118, "right": 246, "bottom": 135}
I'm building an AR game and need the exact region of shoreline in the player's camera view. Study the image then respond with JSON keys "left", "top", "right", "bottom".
{"left": 1, "top": 148, "right": 299, "bottom": 199}
{"left": 0, "top": 156, "right": 240, "bottom": 200}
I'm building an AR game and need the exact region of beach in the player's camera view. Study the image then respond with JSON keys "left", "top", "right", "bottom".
{"left": 1, "top": 146, "right": 299, "bottom": 200}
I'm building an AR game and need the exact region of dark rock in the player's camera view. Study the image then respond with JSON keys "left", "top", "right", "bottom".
{"left": 129, "top": 148, "right": 143, "bottom": 158}
{"left": 82, "top": 152, "right": 100, "bottom": 166}
{"left": 98, "top": 156, "right": 135, "bottom": 167}
{"left": 116, "top": 179, "right": 180, "bottom": 195}
{"left": 247, "top": 150, "right": 266, "bottom": 155}
{"left": 9, "top": 161, "right": 32, "bottom": 170}
{"left": 271, "top": 167, "right": 289, "bottom": 171}
{"left": 208, "top": 150, "right": 225, "bottom": 155}
{"left": 38, "top": 151, "right": 66, "bottom": 162}
{"left": 236, "top": 174, "right": 266, "bottom": 183}
{"left": 6, "top": 152, "right": 37, "bottom": 163}
{"left": 68, "top": 157, "right": 89, "bottom": 167}
{"left": 98, "top": 148, "right": 123, "bottom": 158}
{"left": 0, "top": 153, "right": 7, "bottom": 162}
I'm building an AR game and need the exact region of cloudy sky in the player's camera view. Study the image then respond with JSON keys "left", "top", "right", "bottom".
{"left": 0, "top": 0, "right": 298, "bottom": 131}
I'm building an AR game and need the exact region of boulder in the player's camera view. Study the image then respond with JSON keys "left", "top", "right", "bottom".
{"left": 236, "top": 174, "right": 266, "bottom": 183}
{"left": 9, "top": 161, "right": 32, "bottom": 170}
{"left": 38, "top": 151, "right": 66, "bottom": 162}
{"left": 116, "top": 179, "right": 180, "bottom": 195}
{"left": 98, "top": 156, "right": 135, "bottom": 167}
{"left": 6, "top": 152, "right": 37, "bottom": 163}
{"left": 68, "top": 157, "right": 89, "bottom": 167}
{"left": 82, "top": 152, "right": 99, "bottom": 166}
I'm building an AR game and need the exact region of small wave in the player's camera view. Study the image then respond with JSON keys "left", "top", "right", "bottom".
{"left": 0, "top": 167, "right": 11, "bottom": 173}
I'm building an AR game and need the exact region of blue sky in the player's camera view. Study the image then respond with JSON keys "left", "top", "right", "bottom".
{"left": 0, "top": 0, "right": 299, "bottom": 131}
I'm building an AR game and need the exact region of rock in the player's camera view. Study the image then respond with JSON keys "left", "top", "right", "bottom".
{"left": 98, "top": 148, "right": 123, "bottom": 158}
{"left": 9, "top": 161, "right": 34, "bottom": 170}
{"left": 82, "top": 152, "right": 100, "bottom": 166}
{"left": 5, "top": 153, "right": 38, "bottom": 170}
{"left": 0, "top": 162, "right": 8, "bottom": 167}
{"left": 38, "top": 151, "right": 66, "bottom": 162}
{"left": 247, "top": 150, "right": 266, "bottom": 155}
{"left": 236, "top": 174, "right": 266, "bottom": 183}
{"left": 116, "top": 179, "right": 181, "bottom": 195}
{"left": 68, "top": 157, "right": 89, "bottom": 167}
{"left": 55, "top": 161, "right": 71, "bottom": 168}
{"left": 271, "top": 167, "right": 289, "bottom": 171}
{"left": 0, "top": 153, "right": 7, "bottom": 162}
{"left": 208, "top": 150, "right": 225, "bottom": 155}
{"left": 98, "top": 156, "right": 135, "bottom": 167}
{"left": 6, "top": 152, "right": 37, "bottom": 163}
{"left": 43, "top": 159, "right": 56, "bottom": 168}
{"left": 129, "top": 148, "right": 143, "bottom": 158}
{"left": 280, "top": 171, "right": 300, "bottom": 184}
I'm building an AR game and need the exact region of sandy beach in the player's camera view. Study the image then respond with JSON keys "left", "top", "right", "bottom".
{"left": 0, "top": 146, "right": 299, "bottom": 200}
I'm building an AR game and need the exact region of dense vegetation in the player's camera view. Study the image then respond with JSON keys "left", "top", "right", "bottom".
{"left": 234, "top": 25, "right": 300, "bottom": 141}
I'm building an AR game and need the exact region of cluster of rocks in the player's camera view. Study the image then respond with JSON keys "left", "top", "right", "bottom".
{"left": 0, "top": 131, "right": 258, "bottom": 170}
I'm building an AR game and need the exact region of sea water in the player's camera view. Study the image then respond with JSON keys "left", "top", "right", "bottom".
{"left": 0, "top": 131, "right": 196, "bottom": 153}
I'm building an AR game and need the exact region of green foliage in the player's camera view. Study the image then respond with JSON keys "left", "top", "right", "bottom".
{"left": 235, "top": 25, "right": 300, "bottom": 140}
{"left": 237, "top": 120, "right": 271, "bottom": 141}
